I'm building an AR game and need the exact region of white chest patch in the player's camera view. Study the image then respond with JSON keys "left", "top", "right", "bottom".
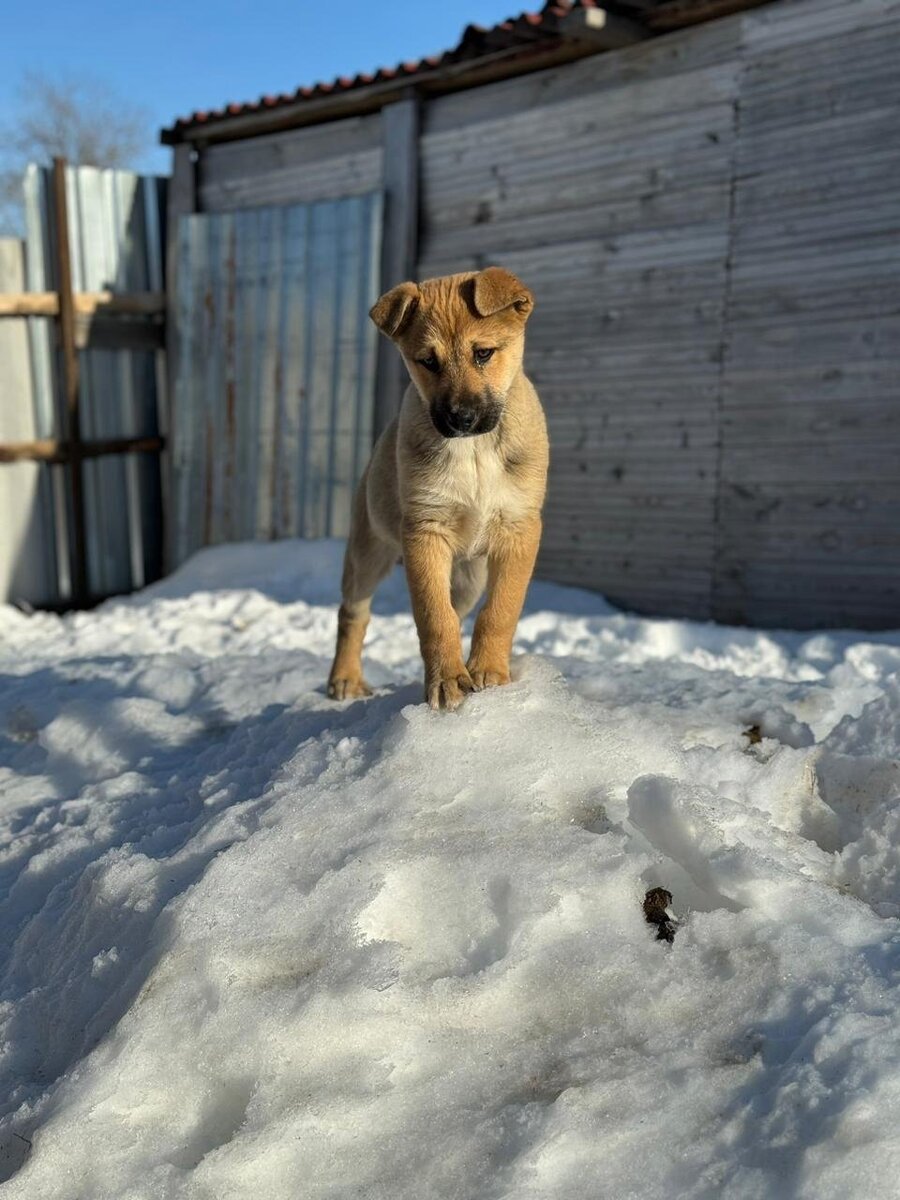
{"left": 433, "top": 440, "right": 529, "bottom": 556}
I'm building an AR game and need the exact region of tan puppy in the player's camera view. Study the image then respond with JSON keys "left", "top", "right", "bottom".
{"left": 328, "top": 267, "right": 548, "bottom": 710}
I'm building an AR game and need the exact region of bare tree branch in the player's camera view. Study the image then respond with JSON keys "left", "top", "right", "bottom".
{"left": 0, "top": 70, "right": 151, "bottom": 236}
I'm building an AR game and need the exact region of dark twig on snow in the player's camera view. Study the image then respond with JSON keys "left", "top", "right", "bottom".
{"left": 643, "top": 887, "right": 677, "bottom": 944}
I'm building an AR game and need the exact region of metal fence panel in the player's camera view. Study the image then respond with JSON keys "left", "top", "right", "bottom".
{"left": 171, "top": 192, "right": 382, "bottom": 565}
{"left": 19, "top": 163, "right": 167, "bottom": 603}
{"left": 0, "top": 238, "right": 58, "bottom": 605}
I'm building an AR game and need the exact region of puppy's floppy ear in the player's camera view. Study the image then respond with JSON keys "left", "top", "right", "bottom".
{"left": 370, "top": 281, "right": 420, "bottom": 339}
{"left": 472, "top": 266, "right": 534, "bottom": 320}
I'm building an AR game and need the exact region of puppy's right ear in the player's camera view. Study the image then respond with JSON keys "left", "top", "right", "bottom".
{"left": 370, "top": 282, "right": 419, "bottom": 339}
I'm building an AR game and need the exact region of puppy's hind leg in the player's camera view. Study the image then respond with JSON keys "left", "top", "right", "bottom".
{"left": 451, "top": 557, "right": 488, "bottom": 621}
{"left": 468, "top": 516, "right": 541, "bottom": 691}
{"left": 328, "top": 488, "right": 397, "bottom": 701}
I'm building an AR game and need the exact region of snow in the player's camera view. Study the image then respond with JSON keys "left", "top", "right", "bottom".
{"left": 1, "top": 537, "right": 899, "bottom": 1198}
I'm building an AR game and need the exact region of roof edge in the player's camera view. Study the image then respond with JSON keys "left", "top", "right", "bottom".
{"left": 161, "top": 37, "right": 601, "bottom": 147}
{"left": 161, "top": 0, "right": 776, "bottom": 148}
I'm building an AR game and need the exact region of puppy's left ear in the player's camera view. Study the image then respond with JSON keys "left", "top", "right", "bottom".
{"left": 370, "top": 281, "right": 420, "bottom": 339}
{"left": 472, "top": 266, "right": 534, "bottom": 320}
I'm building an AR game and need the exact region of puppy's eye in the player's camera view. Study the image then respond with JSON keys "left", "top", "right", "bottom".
{"left": 417, "top": 353, "right": 440, "bottom": 374}
{"left": 473, "top": 347, "right": 496, "bottom": 366}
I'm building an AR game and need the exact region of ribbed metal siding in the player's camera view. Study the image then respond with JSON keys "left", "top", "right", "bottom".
{"left": 0, "top": 237, "right": 57, "bottom": 606}
{"left": 22, "top": 164, "right": 167, "bottom": 601}
{"left": 171, "top": 193, "right": 382, "bottom": 565}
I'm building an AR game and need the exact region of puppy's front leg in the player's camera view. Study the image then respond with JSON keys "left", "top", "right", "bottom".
{"left": 403, "top": 527, "right": 473, "bottom": 711}
{"left": 468, "top": 516, "right": 541, "bottom": 689}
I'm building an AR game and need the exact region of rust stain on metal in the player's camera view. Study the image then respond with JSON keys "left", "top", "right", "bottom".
{"left": 223, "top": 226, "right": 238, "bottom": 540}
{"left": 270, "top": 358, "right": 284, "bottom": 538}
{"left": 204, "top": 414, "right": 214, "bottom": 546}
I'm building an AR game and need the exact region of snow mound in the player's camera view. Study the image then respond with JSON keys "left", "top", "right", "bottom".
{"left": 1, "top": 539, "right": 899, "bottom": 1198}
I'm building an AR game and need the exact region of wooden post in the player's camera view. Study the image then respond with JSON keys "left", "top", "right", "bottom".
{"left": 373, "top": 93, "right": 420, "bottom": 442}
{"left": 51, "top": 157, "right": 89, "bottom": 606}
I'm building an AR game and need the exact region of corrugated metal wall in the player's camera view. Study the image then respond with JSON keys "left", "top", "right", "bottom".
{"left": 0, "top": 238, "right": 58, "bottom": 605}
{"left": 171, "top": 193, "right": 382, "bottom": 565}
{"left": 3, "top": 164, "right": 168, "bottom": 605}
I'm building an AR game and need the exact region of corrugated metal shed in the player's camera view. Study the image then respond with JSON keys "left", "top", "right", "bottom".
{"left": 171, "top": 193, "right": 382, "bottom": 565}
{"left": 161, "top": 0, "right": 900, "bottom": 630}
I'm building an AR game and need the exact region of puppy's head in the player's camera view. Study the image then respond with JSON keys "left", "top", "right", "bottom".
{"left": 370, "top": 267, "right": 534, "bottom": 438}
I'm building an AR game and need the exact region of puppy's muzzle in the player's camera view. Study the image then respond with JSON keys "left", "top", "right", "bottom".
{"left": 430, "top": 395, "right": 502, "bottom": 439}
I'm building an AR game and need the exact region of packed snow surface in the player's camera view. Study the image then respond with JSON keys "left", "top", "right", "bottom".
{"left": 1, "top": 539, "right": 899, "bottom": 1199}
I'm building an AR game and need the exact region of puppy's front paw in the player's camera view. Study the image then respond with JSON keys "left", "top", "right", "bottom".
{"left": 466, "top": 655, "right": 511, "bottom": 691}
{"left": 328, "top": 673, "right": 373, "bottom": 701}
{"left": 425, "top": 661, "right": 474, "bottom": 711}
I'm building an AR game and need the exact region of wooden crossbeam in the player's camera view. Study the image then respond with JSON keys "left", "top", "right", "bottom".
{"left": 0, "top": 291, "right": 166, "bottom": 318}
{"left": 0, "top": 435, "right": 166, "bottom": 465}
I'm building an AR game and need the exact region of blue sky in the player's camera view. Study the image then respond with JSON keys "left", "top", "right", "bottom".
{"left": 0, "top": 0, "right": 525, "bottom": 176}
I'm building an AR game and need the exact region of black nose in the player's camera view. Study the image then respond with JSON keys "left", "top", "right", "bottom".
{"left": 445, "top": 407, "right": 478, "bottom": 434}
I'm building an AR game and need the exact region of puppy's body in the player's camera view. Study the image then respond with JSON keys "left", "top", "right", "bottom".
{"left": 329, "top": 268, "right": 548, "bottom": 710}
